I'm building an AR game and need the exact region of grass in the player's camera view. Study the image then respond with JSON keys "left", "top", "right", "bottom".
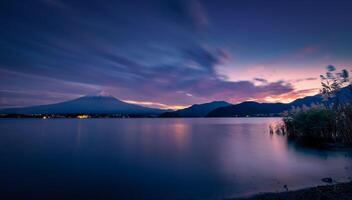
{"left": 271, "top": 104, "right": 352, "bottom": 147}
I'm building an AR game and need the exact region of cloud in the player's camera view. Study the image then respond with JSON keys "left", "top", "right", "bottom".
{"left": 165, "top": 0, "right": 208, "bottom": 30}
{"left": 0, "top": 68, "right": 101, "bottom": 107}
{"left": 253, "top": 78, "right": 269, "bottom": 84}
{"left": 183, "top": 45, "right": 227, "bottom": 74}
{"left": 264, "top": 88, "right": 319, "bottom": 103}
{"left": 0, "top": 1, "right": 299, "bottom": 108}
{"left": 0, "top": 42, "right": 295, "bottom": 107}
{"left": 290, "top": 77, "right": 318, "bottom": 83}
{"left": 99, "top": 45, "right": 295, "bottom": 105}
{"left": 122, "top": 100, "right": 187, "bottom": 110}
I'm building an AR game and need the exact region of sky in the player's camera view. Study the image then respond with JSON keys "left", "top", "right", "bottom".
{"left": 1, "top": 0, "right": 352, "bottom": 109}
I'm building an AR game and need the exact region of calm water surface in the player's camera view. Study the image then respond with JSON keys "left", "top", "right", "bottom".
{"left": 0, "top": 118, "right": 351, "bottom": 199}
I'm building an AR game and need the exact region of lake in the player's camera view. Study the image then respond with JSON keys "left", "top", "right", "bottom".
{"left": 0, "top": 118, "right": 351, "bottom": 199}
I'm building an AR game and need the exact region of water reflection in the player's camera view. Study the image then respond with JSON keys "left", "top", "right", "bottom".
{"left": 76, "top": 121, "right": 82, "bottom": 152}
{"left": 0, "top": 118, "right": 351, "bottom": 199}
{"left": 169, "top": 123, "right": 190, "bottom": 152}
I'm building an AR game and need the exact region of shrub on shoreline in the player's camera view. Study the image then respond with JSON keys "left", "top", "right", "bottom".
{"left": 273, "top": 66, "right": 352, "bottom": 147}
{"left": 276, "top": 104, "right": 352, "bottom": 146}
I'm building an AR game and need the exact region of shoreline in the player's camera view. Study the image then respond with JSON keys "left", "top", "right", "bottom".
{"left": 233, "top": 181, "right": 352, "bottom": 200}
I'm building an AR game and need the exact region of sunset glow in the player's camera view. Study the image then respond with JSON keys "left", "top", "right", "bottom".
{"left": 1, "top": 1, "right": 352, "bottom": 199}
{"left": 123, "top": 100, "right": 188, "bottom": 110}
{"left": 0, "top": 0, "right": 351, "bottom": 108}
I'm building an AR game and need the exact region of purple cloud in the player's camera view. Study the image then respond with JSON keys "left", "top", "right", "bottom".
{"left": 254, "top": 78, "right": 269, "bottom": 84}
{"left": 95, "top": 46, "right": 295, "bottom": 105}
{"left": 165, "top": 0, "right": 208, "bottom": 30}
{"left": 0, "top": 41, "right": 295, "bottom": 107}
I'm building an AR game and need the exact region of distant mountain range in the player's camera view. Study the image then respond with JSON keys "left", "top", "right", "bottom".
{"left": 161, "top": 85, "right": 351, "bottom": 118}
{"left": 206, "top": 95, "right": 324, "bottom": 118}
{"left": 206, "top": 101, "right": 288, "bottom": 117}
{"left": 160, "top": 101, "right": 231, "bottom": 117}
{"left": 207, "top": 86, "right": 351, "bottom": 117}
{"left": 1, "top": 86, "right": 351, "bottom": 117}
{"left": 0, "top": 95, "right": 165, "bottom": 115}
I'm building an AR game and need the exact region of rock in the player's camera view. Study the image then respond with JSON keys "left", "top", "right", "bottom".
{"left": 322, "top": 177, "right": 333, "bottom": 183}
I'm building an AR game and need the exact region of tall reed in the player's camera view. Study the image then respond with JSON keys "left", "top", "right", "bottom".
{"left": 275, "top": 66, "right": 352, "bottom": 146}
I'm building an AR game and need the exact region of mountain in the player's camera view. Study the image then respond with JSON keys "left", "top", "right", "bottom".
{"left": 206, "top": 101, "right": 289, "bottom": 117}
{"left": 159, "top": 101, "right": 231, "bottom": 117}
{"left": 335, "top": 85, "right": 352, "bottom": 104}
{"left": 207, "top": 86, "right": 352, "bottom": 117}
{"left": 1, "top": 86, "right": 350, "bottom": 117}
{"left": 289, "top": 95, "right": 322, "bottom": 107}
{"left": 0, "top": 95, "right": 165, "bottom": 115}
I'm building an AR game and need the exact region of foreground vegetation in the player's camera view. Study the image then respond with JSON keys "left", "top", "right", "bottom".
{"left": 272, "top": 66, "right": 352, "bottom": 146}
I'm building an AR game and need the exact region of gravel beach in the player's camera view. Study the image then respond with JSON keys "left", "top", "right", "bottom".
{"left": 234, "top": 182, "right": 352, "bottom": 200}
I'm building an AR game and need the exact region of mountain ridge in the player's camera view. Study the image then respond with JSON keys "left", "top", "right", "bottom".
{"left": 1, "top": 86, "right": 350, "bottom": 117}
{"left": 207, "top": 86, "right": 351, "bottom": 117}
{"left": 159, "top": 101, "right": 231, "bottom": 117}
{"left": 0, "top": 95, "right": 165, "bottom": 115}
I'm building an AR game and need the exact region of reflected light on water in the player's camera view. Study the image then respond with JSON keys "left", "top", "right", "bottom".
{"left": 76, "top": 121, "right": 82, "bottom": 151}
{"left": 0, "top": 118, "right": 351, "bottom": 200}
{"left": 171, "top": 123, "right": 190, "bottom": 152}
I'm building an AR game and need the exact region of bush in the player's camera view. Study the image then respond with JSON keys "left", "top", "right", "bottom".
{"left": 278, "top": 104, "right": 352, "bottom": 146}
{"left": 274, "top": 66, "right": 352, "bottom": 147}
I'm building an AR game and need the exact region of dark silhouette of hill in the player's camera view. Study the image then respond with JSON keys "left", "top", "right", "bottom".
{"left": 206, "top": 101, "right": 289, "bottom": 117}
{"left": 159, "top": 101, "right": 231, "bottom": 117}
{"left": 1, "top": 86, "right": 350, "bottom": 117}
{"left": 207, "top": 86, "right": 351, "bottom": 117}
{"left": 0, "top": 95, "right": 164, "bottom": 115}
